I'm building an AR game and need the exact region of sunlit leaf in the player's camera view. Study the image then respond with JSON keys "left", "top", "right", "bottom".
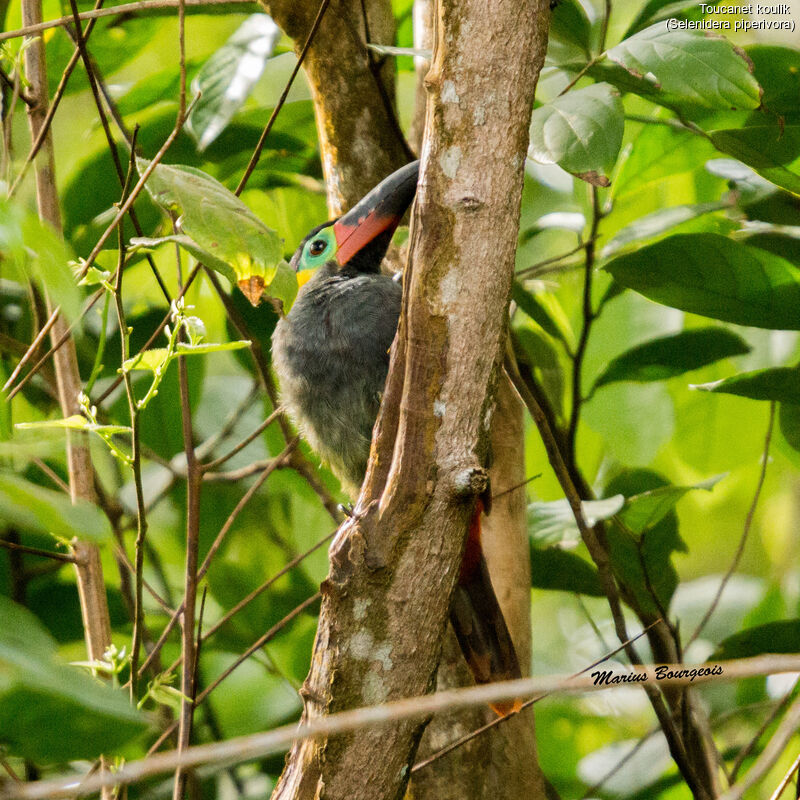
{"left": 711, "top": 125, "right": 800, "bottom": 197}
{"left": 528, "top": 495, "right": 625, "bottom": 546}
{"left": 139, "top": 160, "right": 298, "bottom": 310}
{"left": 592, "top": 328, "right": 750, "bottom": 391}
{"left": 606, "top": 23, "right": 761, "bottom": 111}
{"left": 605, "top": 234, "right": 800, "bottom": 330}
{"left": 693, "top": 366, "right": 800, "bottom": 403}
{"left": 529, "top": 83, "right": 624, "bottom": 185}
{"left": 122, "top": 340, "right": 251, "bottom": 372}
{"left": 187, "top": 15, "right": 281, "bottom": 151}
{"left": 620, "top": 474, "right": 725, "bottom": 535}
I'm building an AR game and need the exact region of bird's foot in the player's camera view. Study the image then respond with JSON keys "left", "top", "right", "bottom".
{"left": 338, "top": 502, "right": 355, "bottom": 518}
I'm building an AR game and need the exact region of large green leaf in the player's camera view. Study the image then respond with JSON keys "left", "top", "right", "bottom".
{"left": 605, "top": 233, "right": 800, "bottom": 330}
{"left": 710, "top": 125, "right": 800, "bottom": 197}
{"left": 605, "top": 470, "right": 687, "bottom": 615}
{"left": 140, "top": 160, "right": 297, "bottom": 310}
{"left": 187, "top": 14, "right": 281, "bottom": 151}
{"left": 529, "top": 547, "right": 603, "bottom": 596}
{"left": 713, "top": 619, "right": 800, "bottom": 660}
{"left": 0, "top": 199, "right": 82, "bottom": 322}
{"left": 694, "top": 366, "right": 800, "bottom": 403}
{"left": 528, "top": 495, "right": 625, "bottom": 547}
{"left": 592, "top": 328, "right": 750, "bottom": 391}
{"left": 605, "top": 23, "right": 761, "bottom": 111}
{"left": 529, "top": 83, "right": 624, "bottom": 185}
{"left": 619, "top": 474, "right": 724, "bottom": 535}
{"left": 0, "top": 472, "right": 112, "bottom": 543}
{"left": 747, "top": 45, "right": 800, "bottom": 120}
{"left": 0, "top": 597, "right": 147, "bottom": 762}
{"left": 601, "top": 202, "right": 728, "bottom": 257}
{"left": 548, "top": 0, "right": 592, "bottom": 56}
{"left": 779, "top": 402, "right": 800, "bottom": 453}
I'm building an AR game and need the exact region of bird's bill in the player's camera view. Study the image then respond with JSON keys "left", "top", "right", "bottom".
{"left": 332, "top": 160, "right": 419, "bottom": 267}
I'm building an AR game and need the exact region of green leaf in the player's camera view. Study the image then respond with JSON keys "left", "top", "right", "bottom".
{"left": 693, "top": 366, "right": 800, "bottom": 404}
{"left": 0, "top": 597, "right": 147, "bottom": 762}
{"left": 592, "top": 328, "right": 750, "bottom": 391}
{"left": 605, "top": 23, "right": 761, "bottom": 111}
{"left": 528, "top": 495, "right": 625, "bottom": 546}
{"left": 548, "top": 0, "right": 592, "bottom": 56}
{"left": 139, "top": 160, "right": 297, "bottom": 309}
{"left": 131, "top": 234, "right": 236, "bottom": 283}
{"left": 623, "top": 0, "right": 709, "bottom": 38}
{"left": 122, "top": 340, "right": 251, "bottom": 372}
{"left": 512, "top": 280, "right": 573, "bottom": 346}
{"left": 0, "top": 472, "right": 112, "bottom": 543}
{"left": 747, "top": 45, "right": 800, "bottom": 120}
{"left": 779, "top": 402, "right": 800, "bottom": 453}
{"left": 710, "top": 125, "right": 800, "bottom": 197}
{"left": 187, "top": 15, "right": 281, "bottom": 151}
{"left": 605, "top": 233, "right": 800, "bottom": 330}
{"left": 0, "top": 199, "right": 82, "bottom": 323}
{"left": 529, "top": 547, "right": 603, "bottom": 596}
{"left": 601, "top": 202, "right": 728, "bottom": 257}
{"left": 713, "top": 619, "right": 800, "bottom": 660}
{"left": 529, "top": 83, "right": 624, "bottom": 185}
{"left": 619, "top": 474, "right": 725, "bottom": 535}
{"left": 605, "top": 470, "right": 687, "bottom": 614}
{"left": 511, "top": 325, "right": 565, "bottom": 417}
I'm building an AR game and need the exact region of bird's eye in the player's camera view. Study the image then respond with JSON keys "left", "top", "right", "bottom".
{"left": 308, "top": 239, "right": 327, "bottom": 257}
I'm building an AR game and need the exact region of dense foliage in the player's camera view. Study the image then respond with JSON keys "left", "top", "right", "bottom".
{"left": 1, "top": 0, "right": 799, "bottom": 797}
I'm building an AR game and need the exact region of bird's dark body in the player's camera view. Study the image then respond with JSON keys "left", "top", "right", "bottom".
{"left": 271, "top": 162, "right": 521, "bottom": 715}
{"left": 272, "top": 262, "right": 401, "bottom": 495}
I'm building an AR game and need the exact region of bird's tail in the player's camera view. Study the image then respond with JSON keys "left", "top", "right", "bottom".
{"left": 449, "top": 502, "right": 523, "bottom": 717}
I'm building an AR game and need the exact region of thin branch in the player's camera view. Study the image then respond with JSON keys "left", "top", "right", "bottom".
{"left": 0, "top": 306, "right": 60, "bottom": 393}
{"left": 235, "top": 0, "right": 333, "bottom": 196}
{"left": 411, "top": 620, "right": 658, "bottom": 774}
{"left": 515, "top": 239, "right": 592, "bottom": 279}
{"left": 201, "top": 407, "right": 283, "bottom": 472}
{"left": 0, "top": 0, "right": 254, "bottom": 41}
{"left": 718, "top": 692, "right": 800, "bottom": 800}
{"left": 769, "top": 749, "right": 800, "bottom": 800}
{"left": 8, "top": 654, "right": 800, "bottom": 800}
{"left": 0, "top": 539, "right": 75, "bottom": 564}
{"left": 730, "top": 675, "right": 798, "bottom": 781}
{"left": 138, "top": 443, "right": 297, "bottom": 678}
{"left": 688, "top": 402, "right": 775, "bottom": 647}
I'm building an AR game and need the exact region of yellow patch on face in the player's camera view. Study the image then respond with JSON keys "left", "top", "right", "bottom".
{"left": 296, "top": 268, "right": 316, "bottom": 288}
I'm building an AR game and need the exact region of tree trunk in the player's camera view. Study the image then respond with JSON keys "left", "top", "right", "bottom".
{"left": 270, "top": 0, "right": 549, "bottom": 797}
{"left": 259, "top": 0, "right": 410, "bottom": 214}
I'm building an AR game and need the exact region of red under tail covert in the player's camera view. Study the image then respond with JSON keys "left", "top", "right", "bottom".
{"left": 450, "top": 499, "right": 523, "bottom": 716}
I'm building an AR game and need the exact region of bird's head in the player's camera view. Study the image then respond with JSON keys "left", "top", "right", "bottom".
{"left": 291, "top": 160, "right": 419, "bottom": 287}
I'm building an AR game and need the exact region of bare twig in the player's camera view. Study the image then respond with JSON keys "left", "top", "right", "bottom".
{"left": 8, "top": 654, "right": 800, "bottom": 800}
{"left": 0, "top": 0, "right": 254, "bottom": 41}
{"left": 0, "top": 538, "right": 75, "bottom": 563}
{"left": 1, "top": 306, "right": 60, "bottom": 393}
{"left": 235, "top": 0, "right": 333, "bottom": 195}
{"left": 718, "top": 692, "right": 800, "bottom": 800}
{"left": 769, "top": 749, "right": 800, "bottom": 800}
{"left": 138, "top": 443, "right": 298, "bottom": 678}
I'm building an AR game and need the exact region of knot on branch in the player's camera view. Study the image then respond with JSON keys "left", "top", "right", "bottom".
{"left": 449, "top": 464, "right": 489, "bottom": 499}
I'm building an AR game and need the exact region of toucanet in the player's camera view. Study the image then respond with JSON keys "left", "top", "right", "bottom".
{"left": 272, "top": 161, "right": 521, "bottom": 715}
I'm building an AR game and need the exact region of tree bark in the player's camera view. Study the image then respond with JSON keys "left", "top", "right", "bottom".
{"left": 270, "top": 0, "right": 549, "bottom": 797}
{"left": 259, "top": 0, "right": 410, "bottom": 215}
{"left": 21, "top": 0, "right": 111, "bottom": 666}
